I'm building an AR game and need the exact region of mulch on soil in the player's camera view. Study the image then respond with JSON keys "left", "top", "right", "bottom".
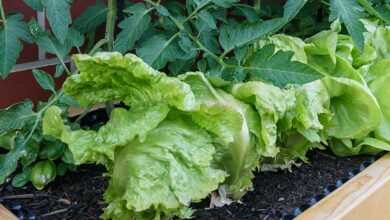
{"left": 0, "top": 150, "right": 371, "bottom": 220}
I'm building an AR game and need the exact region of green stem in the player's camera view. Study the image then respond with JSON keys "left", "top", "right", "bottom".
{"left": 104, "top": 0, "right": 117, "bottom": 116}
{"left": 143, "top": 0, "right": 226, "bottom": 68}
{"left": 191, "top": 36, "right": 225, "bottom": 66}
{"left": 88, "top": 39, "right": 108, "bottom": 55}
{"left": 183, "top": 0, "right": 212, "bottom": 23}
{"left": 254, "top": 0, "right": 261, "bottom": 14}
{"left": 75, "top": 106, "right": 92, "bottom": 123}
{"left": 357, "top": 0, "right": 383, "bottom": 21}
{"left": 58, "top": 57, "right": 72, "bottom": 76}
{"left": 0, "top": 0, "right": 6, "bottom": 26}
{"left": 20, "top": 90, "right": 65, "bottom": 148}
{"left": 105, "top": 0, "right": 117, "bottom": 51}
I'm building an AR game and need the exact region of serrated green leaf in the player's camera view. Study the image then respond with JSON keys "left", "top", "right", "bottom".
{"left": 32, "top": 69, "right": 56, "bottom": 92}
{"left": 54, "top": 64, "right": 64, "bottom": 78}
{"left": 157, "top": 5, "right": 170, "bottom": 16}
{"left": 114, "top": 4, "right": 151, "bottom": 54}
{"left": 0, "top": 133, "right": 28, "bottom": 184}
{"left": 234, "top": 46, "right": 248, "bottom": 62}
{"left": 329, "top": 0, "right": 366, "bottom": 51}
{"left": 39, "top": 140, "right": 65, "bottom": 160}
{"left": 232, "top": 4, "right": 258, "bottom": 21}
{"left": 12, "top": 166, "right": 32, "bottom": 188}
{"left": 247, "top": 44, "right": 323, "bottom": 87}
{"left": 218, "top": 0, "right": 306, "bottom": 52}
{"left": 0, "top": 100, "right": 35, "bottom": 134}
{"left": 67, "top": 28, "right": 84, "bottom": 48}
{"left": 7, "top": 14, "right": 33, "bottom": 43}
{"left": 136, "top": 35, "right": 177, "bottom": 69}
{"left": 73, "top": 0, "right": 107, "bottom": 34}
{"left": 375, "top": 4, "right": 390, "bottom": 24}
{"left": 0, "top": 14, "right": 32, "bottom": 78}
{"left": 36, "top": 31, "right": 71, "bottom": 59}
{"left": 168, "top": 59, "right": 193, "bottom": 75}
{"left": 199, "top": 30, "right": 221, "bottom": 54}
{"left": 23, "top": 0, "right": 43, "bottom": 11}
{"left": 197, "top": 10, "right": 217, "bottom": 30}
{"left": 42, "top": 0, "right": 71, "bottom": 43}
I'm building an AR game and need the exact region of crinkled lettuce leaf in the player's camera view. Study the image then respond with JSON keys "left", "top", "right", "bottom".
{"left": 230, "top": 81, "right": 296, "bottom": 157}
{"left": 368, "top": 71, "right": 390, "bottom": 143}
{"left": 329, "top": 137, "right": 389, "bottom": 157}
{"left": 102, "top": 116, "right": 227, "bottom": 220}
{"left": 257, "top": 34, "right": 307, "bottom": 63}
{"left": 178, "top": 72, "right": 262, "bottom": 199}
{"left": 366, "top": 26, "right": 390, "bottom": 61}
{"left": 321, "top": 77, "right": 381, "bottom": 139}
{"left": 64, "top": 52, "right": 197, "bottom": 111}
{"left": 43, "top": 104, "right": 170, "bottom": 164}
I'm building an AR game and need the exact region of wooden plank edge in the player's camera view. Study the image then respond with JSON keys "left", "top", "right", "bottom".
{"left": 0, "top": 204, "right": 18, "bottom": 220}
{"left": 295, "top": 152, "right": 390, "bottom": 220}
{"left": 68, "top": 101, "right": 120, "bottom": 117}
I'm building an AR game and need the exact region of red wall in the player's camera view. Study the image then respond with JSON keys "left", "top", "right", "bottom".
{"left": 0, "top": 0, "right": 101, "bottom": 108}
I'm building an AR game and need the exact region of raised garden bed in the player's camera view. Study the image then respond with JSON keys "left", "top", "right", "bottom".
{"left": 0, "top": 150, "right": 372, "bottom": 219}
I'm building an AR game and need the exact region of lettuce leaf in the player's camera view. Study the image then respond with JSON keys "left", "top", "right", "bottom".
{"left": 64, "top": 52, "right": 197, "bottom": 111}
{"left": 368, "top": 69, "right": 390, "bottom": 143}
{"left": 43, "top": 104, "right": 170, "bottom": 164}
{"left": 230, "top": 81, "right": 296, "bottom": 157}
{"left": 321, "top": 77, "right": 381, "bottom": 139}
{"left": 102, "top": 116, "right": 226, "bottom": 219}
{"left": 178, "top": 72, "right": 262, "bottom": 199}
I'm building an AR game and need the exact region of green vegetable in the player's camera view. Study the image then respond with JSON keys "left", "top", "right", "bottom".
{"left": 30, "top": 160, "right": 56, "bottom": 190}
{"left": 103, "top": 117, "right": 226, "bottom": 219}
{"left": 179, "top": 72, "right": 262, "bottom": 199}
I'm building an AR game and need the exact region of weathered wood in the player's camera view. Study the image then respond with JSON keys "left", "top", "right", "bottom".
{"left": 68, "top": 101, "right": 120, "bottom": 117}
{"left": 296, "top": 153, "right": 390, "bottom": 220}
{"left": 0, "top": 204, "right": 17, "bottom": 220}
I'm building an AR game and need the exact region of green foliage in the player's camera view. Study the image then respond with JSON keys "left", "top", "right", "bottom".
{"left": 73, "top": 0, "right": 107, "bottom": 34}
{"left": 41, "top": 0, "right": 71, "bottom": 43}
{"left": 0, "top": 14, "right": 32, "bottom": 78}
{"left": 23, "top": 0, "right": 44, "bottom": 11}
{"left": 114, "top": 3, "right": 151, "bottom": 53}
{"left": 32, "top": 69, "right": 56, "bottom": 92}
{"left": 246, "top": 44, "right": 323, "bottom": 87}
{"left": 329, "top": 0, "right": 366, "bottom": 51}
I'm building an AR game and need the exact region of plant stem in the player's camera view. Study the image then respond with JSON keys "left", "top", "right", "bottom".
{"left": 105, "top": 0, "right": 117, "bottom": 51}
{"left": 357, "top": 0, "right": 383, "bottom": 21}
{"left": 20, "top": 90, "right": 64, "bottom": 148}
{"left": 88, "top": 39, "right": 108, "bottom": 55}
{"left": 0, "top": 0, "right": 6, "bottom": 26}
{"left": 254, "top": 0, "right": 261, "bottom": 14}
{"left": 75, "top": 106, "right": 92, "bottom": 123}
{"left": 183, "top": 0, "right": 212, "bottom": 23}
{"left": 104, "top": 0, "right": 117, "bottom": 116}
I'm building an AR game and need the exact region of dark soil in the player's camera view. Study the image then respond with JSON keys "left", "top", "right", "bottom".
{"left": 0, "top": 150, "right": 372, "bottom": 220}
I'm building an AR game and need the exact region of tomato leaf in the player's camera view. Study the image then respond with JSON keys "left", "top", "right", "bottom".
{"left": 32, "top": 69, "right": 56, "bottom": 92}
{"left": 42, "top": 0, "right": 72, "bottom": 43}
